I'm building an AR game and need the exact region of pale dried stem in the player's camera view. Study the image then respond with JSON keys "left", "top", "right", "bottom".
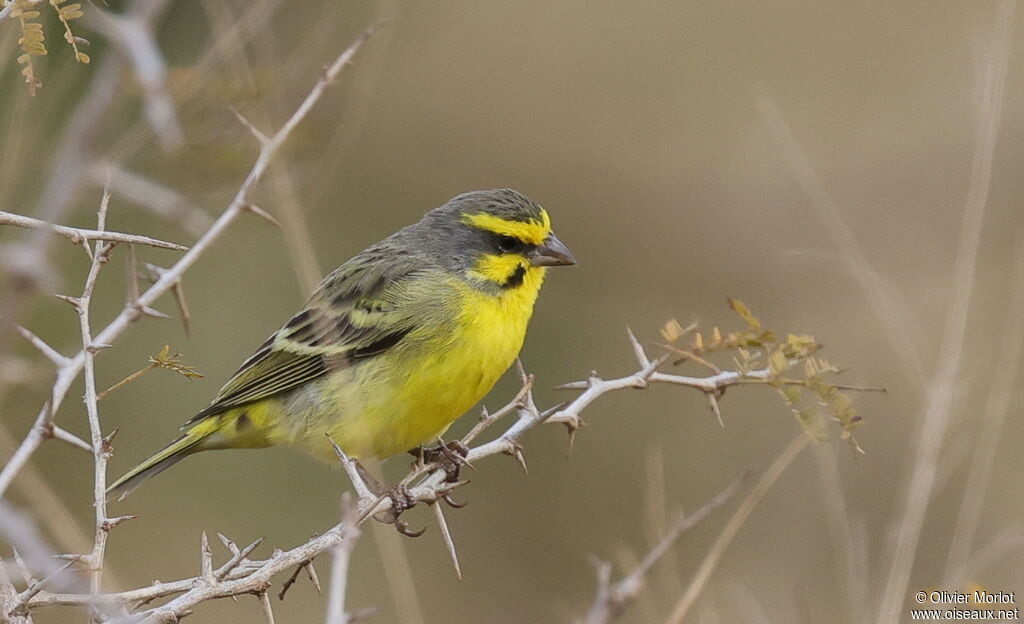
{"left": 664, "top": 433, "right": 811, "bottom": 624}
{"left": 811, "top": 444, "right": 869, "bottom": 624}
{"left": 11, "top": 324, "right": 69, "bottom": 367}
{"left": 0, "top": 426, "right": 94, "bottom": 557}
{"left": 91, "top": 163, "right": 213, "bottom": 237}
{"left": 943, "top": 235, "right": 1024, "bottom": 586}
{"left": 877, "top": 3, "right": 1014, "bottom": 619}
{"left": 48, "top": 425, "right": 93, "bottom": 454}
{"left": 582, "top": 476, "right": 744, "bottom": 624}
{"left": 258, "top": 590, "right": 275, "bottom": 624}
{"left": 85, "top": 1, "right": 182, "bottom": 151}
{"left": 0, "top": 211, "right": 188, "bottom": 251}
{"left": 75, "top": 189, "right": 114, "bottom": 623}
{"left": 324, "top": 494, "right": 361, "bottom": 624}
{"left": 0, "top": 502, "right": 126, "bottom": 620}
{"left": 756, "top": 92, "right": 926, "bottom": 387}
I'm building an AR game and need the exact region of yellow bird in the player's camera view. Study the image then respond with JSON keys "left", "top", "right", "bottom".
{"left": 108, "top": 189, "right": 575, "bottom": 499}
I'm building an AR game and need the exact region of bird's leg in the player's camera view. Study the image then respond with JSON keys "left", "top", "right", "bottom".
{"left": 373, "top": 483, "right": 426, "bottom": 538}
{"left": 411, "top": 439, "right": 471, "bottom": 483}
{"left": 352, "top": 459, "right": 425, "bottom": 538}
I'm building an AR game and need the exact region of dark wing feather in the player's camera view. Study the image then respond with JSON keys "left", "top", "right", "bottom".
{"left": 185, "top": 252, "right": 425, "bottom": 425}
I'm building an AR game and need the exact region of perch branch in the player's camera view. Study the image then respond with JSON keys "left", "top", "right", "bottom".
{"left": 23, "top": 331, "right": 809, "bottom": 619}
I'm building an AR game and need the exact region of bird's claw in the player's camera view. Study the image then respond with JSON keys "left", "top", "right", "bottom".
{"left": 372, "top": 483, "right": 426, "bottom": 538}
{"left": 413, "top": 440, "right": 471, "bottom": 483}
{"left": 440, "top": 492, "right": 466, "bottom": 509}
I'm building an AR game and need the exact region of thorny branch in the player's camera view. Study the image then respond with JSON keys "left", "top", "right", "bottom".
{"left": 0, "top": 22, "right": 383, "bottom": 623}
{"left": 0, "top": 22, "right": 383, "bottom": 502}
{"left": 0, "top": 210, "right": 188, "bottom": 251}
{"left": 581, "top": 476, "right": 746, "bottom": 624}
{"left": 69, "top": 188, "right": 116, "bottom": 622}
{"left": 15, "top": 320, "right": 856, "bottom": 621}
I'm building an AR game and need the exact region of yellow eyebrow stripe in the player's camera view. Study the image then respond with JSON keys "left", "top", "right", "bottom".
{"left": 462, "top": 209, "right": 551, "bottom": 245}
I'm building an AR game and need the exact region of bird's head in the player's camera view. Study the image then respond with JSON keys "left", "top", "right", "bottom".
{"left": 422, "top": 189, "right": 576, "bottom": 291}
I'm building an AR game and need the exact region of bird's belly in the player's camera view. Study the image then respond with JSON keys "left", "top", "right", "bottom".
{"left": 286, "top": 286, "right": 535, "bottom": 461}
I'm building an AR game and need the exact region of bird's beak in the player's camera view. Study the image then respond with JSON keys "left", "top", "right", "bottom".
{"left": 529, "top": 233, "right": 576, "bottom": 267}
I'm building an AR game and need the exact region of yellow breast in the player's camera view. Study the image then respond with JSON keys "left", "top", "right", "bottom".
{"left": 312, "top": 267, "right": 547, "bottom": 460}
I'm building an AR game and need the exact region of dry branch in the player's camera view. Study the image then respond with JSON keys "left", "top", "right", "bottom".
{"left": 324, "top": 495, "right": 362, "bottom": 624}
{"left": 18, "top": 323, "right": 846, "bottom": 621}
{"left": 665, "top": 433, "right": 811, "bottom": 623}
{"left": 581, "top": 476, "right": 745, "bottom": 624}
{"left": 70, "top": 188, "right": 116, "bottom": 621}
{"left": 0, "top": 22, "right": 382, "bottom": 502}
{"left": 0, "top": 210, "right": 188, "bottom": 251}
{"left": 84, "top": 1, "right": 182, "bottom": 151}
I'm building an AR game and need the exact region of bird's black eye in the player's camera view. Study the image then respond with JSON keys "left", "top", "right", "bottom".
{"left": 496, "top": 235, "right": 523, "bottom": 254}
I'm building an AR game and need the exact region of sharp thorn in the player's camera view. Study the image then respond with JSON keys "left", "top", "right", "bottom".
{"left": 554, "top": 380, "right": 588, "bottom": 390}
{"left": 304, "top": 561, "right": 321, "bottom": 594}
{"left": 229, "top": 107, "right": 271, "bottom": 144}
{"left": 432, "top": 503, "right": 462, "bottom": 580}
{"left": 141, "top": 305, "right": 172, "bottom": 320}
{"left": 245, "top": 203, "right": 281, "bottom": 228}
{"left": 54, "top": 294, "right": 81, "bottom": 307}
{"left": 507, "top": 445, "right": 528, "bottom": 474}
{"left": 707, "top": 392, "right": 725, "bottom": 428}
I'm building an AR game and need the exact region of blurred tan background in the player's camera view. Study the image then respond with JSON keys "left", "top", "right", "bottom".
{"left": 2, "top": 1, "right": 1023, "bottom": 622}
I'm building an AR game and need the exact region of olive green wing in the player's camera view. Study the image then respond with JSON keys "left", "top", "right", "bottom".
{"left": 185, "top": 257, "right": 426, "bottom": 425}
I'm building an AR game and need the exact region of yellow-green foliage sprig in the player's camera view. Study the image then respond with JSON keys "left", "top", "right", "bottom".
{"left": 8, "top": 0, "right": 90, "bottom": 95}
{"left": 50, "top": 0, "right": 89, "bottom": 64}
{"left": 11, "top": 0, "right": 46, "bottom": 95}
{"left": 662, "top": 299, "right": 868, "bottom": 452}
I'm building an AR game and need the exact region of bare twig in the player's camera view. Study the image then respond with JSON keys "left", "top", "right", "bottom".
{"left": 85, "top": 1, "right": 183, "bottom": 151}
{"left": 48, "top": 425, "right": 93, "bottom": 454}
{"left": 0, "top": 210, "right": 189, "bottom": 251}
{"left": 582, "top": 477, "right": 744, "bottom": 624}
{"left": 91, "top": 163, "right": 213, "bottom": 237}
{"left": 11, "top": 324, "right": 69, "bottom": 367}
{"left": 0, "top": 502, "right": 125, "bottom": 620}
{"left": 0, "top": 22, "right": 383, "bottom": 502}
{"left": 73, "top": 189, "right": 116, "bottom": 623}
{"left": 811, "top": 444, "right": 869, "bottom": 624}
{"left": 665, "top": 433, "right": 811, "bottom": 624}
{"left": 325, "top": 494, "right": 362, "bottom": 624}
{"left": 258, "top": 590, "right": 276, "bottom": 624}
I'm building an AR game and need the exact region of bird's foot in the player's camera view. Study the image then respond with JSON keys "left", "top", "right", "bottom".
{"left": 371, "top": 483, "right": 426, "bottom": 538}
{"left": 411, "top": 440, "right": 471, "bottom": 483}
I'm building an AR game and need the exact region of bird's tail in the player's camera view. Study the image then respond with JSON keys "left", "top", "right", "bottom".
{"left": 106, "top": 419, "right": 219, "bottom": 501}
